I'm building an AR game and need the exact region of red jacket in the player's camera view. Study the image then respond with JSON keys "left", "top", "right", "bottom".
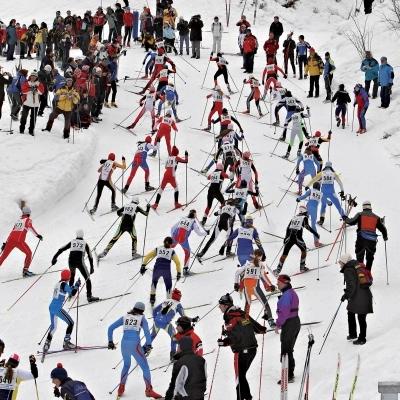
{"left": 155, "top": 115, "right": 178, "bottom": 134}
{"left": 123, "top": 12, "right": 135, "bottom": 27}
{"left": 8, "top": 215, "right": 39, "bottom": 243}
{"left": 174, "top": 327, "right": 203, "bottom": 356}
{"left": 263, "top": 38, "right": 279, "bottom": 55}
{"left": 242, "top": 35, "right": 258, "bottom": 53}
{"left": 17, "top": 27, "right": 27, "bottom": 41}
{"left": 93, "top": 12, "right": 106, "bottom": 27}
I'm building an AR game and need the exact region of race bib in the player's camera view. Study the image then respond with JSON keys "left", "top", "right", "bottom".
{"left": 70, "top": 239, "right": 85, "bottom": 252}
{"left": 123, "top": 205, "right": 136, "bottom": 216}
{"left": 123, "top": 314, "right": 142, "bottom": 331}
{"left": 289, "top": 215, "right": 304, "bottom": 230}
{"left": 156, "top": 246, "right": 173, "bottom": 260}
{"left": 310, "top": 189, "right": 321, "bottom": 202}
{"left": 238, "top": 227, "right": 253, "bottom": 239}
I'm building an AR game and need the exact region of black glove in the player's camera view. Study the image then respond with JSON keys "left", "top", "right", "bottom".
{"left": 304, "top": 186, "right": 309, "bottom": 191}
{"left": 384, "top": 236, "right": 388, "bottom": 241}
{"left": 296, "top": 198, "right": 300, "bottom": 202}
{"left": 219, "top": 246, "right": 225, "bottom": 256}
{"left": 157, "top": 137, "right": 161, "bottom": 142}
{"left": 210, "top": 52, "right": 213, "bottom": 56}
{"left": 122, "top": 156, "right": 126, "bottom": 161}
{"left": 51, "top": 258, "right": 57, "bottom": 265}
{"left": 74, "top": 278, "right": 81, "bottom": 288}
{"left": 270, "top": 284, "right": 276, "bottom": 292}
{"left": 255, "top": 179, "right": 258, "bottom": 185}
{"left": 243, "top": 78, "right": 246, "bottom": 83}
{"left": 328, "top": 130, "right": 332, "bottom": 134}
{"left": 296, "top": 168, "right": 300, "bottom": 175}
{"left": 262, "top": 81, "right": 264, "bottom": 85}
{"left": 185, "top": 150, "right": 188, "bottom": 156}
{"left": 214, "top": 211, "right": 219, "bottom": 216}
{"left": 142, "top": 61, "right": 145, "bottom": 65}
{"left": 341, "top": 294, "right": 347, "bottom": 302}
{"left": 206, "top": 230, "right": 210, "bottom": 235}
{"left": 140, "top": 265, "right": 147, "bottom": 275}
{"left": 1, "top": 243, "right": 5, "bottom": 252}
{"left": 217, "top": 338, "right": 228, "bottom": 347}
{"left": 192, "top": 316, "right": 200, "bottom": 323}
{"left": 146, "top": 203, "right": 151, "bottom": 212}
{"left": 261, "top": 254, "right": 266, "bottom": 262}
{"left": 254, "top": 48, "right": 258, "bottom": 54}
{"left": 143, "top": 344, "right": 152, "bottom": 356}
{"left": 37, "top": 234, "right": 43, "bottom": 241}
{"left": 234, "top": 283, "right": 240, "bottom": 292}
{"left": 283, "top": 74, "right": 287, "bottom": 79}
{"left": 90, "top": 264, "right": 94, "bottom": 274}
{"left": 176, "top": 272, "right": 181, "bottom": 281}
{"left": 54, "top": 386, "right": 61, "bottom": 397}
{"left": 29, "top": 355, "right": 38, "bottom": 378}
{"left": 339, "top": 191, "right": 345, "bottom": 200}
{"left": 108, "top": 340, "right": 116, "bottom": 350}
{"left": 0, "top": 359, "right": 5, "bottom": 368}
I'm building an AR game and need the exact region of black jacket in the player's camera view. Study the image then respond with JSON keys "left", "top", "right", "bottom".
{"left": 60, "top": 377, "right": 95, "bottom": 400}
{"left": 346, "top": 209, "right": 388, "bottom": 239}
{"left": 188, "top": 17, "right": 203, "bottom": 41}
{"left": 269, "top": 21, "right": 283, "bottom": 37}
{"left": 0, "top": 74, "right": 12, "bottom": 102}
{"left": 282, "top": 38, "right": 296, "bottom": 55}
{"left": 117, "top": 204, "right": 149, "bottom": 230}
{"left": 177, "top": 20, "right": 190, "bottom": 36}
{"left": 222, "top": 306, "right": 265, "bottom": 352}
{"left": 331, "top": 90, "right": 351, "bottom": 105}
{"left": 165, "top": 349, "right": 207, "bottom": 400}
{"left": 341, "top": 260, "right": 373, "bottom": 315}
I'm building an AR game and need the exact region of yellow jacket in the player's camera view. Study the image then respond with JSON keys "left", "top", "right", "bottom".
{"left": 55, "top": 87, "right": 80, "bottom": 112}
{"left": 305, "top": 53, "right": 324, "bottom": 76}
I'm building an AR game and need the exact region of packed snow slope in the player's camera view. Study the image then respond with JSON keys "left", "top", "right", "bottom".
{"left": 0, "top": 0, "right": 399, "bottom": 399}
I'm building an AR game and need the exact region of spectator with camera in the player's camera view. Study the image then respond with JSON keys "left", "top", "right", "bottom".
{"left": 189, "top": 15, "right": 203, "bottom": 59}
{"left": 163, "top": 1, "right": 178, "bottom": 28}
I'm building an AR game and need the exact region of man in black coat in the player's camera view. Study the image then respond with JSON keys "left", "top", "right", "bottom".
{"left": 282, "top": 32, "right": 296, "bottom": 77}
{"left": 0, "top": 70, "right": 12, "bottom": 120}
{"left": 269, "top": 16, "right": 284, "bottom": 44}
{"left": 217, "top": 293, "right": 266, "bottom": 400}
{"left": 339, "top": 253, "right": 373, "bottom": 345}
{"left": 188, "top": 15, "right": 203, "bottom": 59}
{"left": 165, "top": 336, "right": 207, "bottom": 400}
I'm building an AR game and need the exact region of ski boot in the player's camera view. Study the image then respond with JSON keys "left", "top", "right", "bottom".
{"left": 336, "top": 117, "right": 341, "bottom": 127}
{"left": 87, "top": 295, "right": 100, "bottom": 303}
{"left": 111, "top": 102, "right": 118, "bottom": 108}
{"left": 151, "top": 203, "right": 158, "bottom": 210}
{"left": 228, "top": 88, "right": 234, "bottom": 94}
{"left": 293, "top": 74, "right": 296, "bottom": 78}
{"left": 314, "top": 241, "right": 323, "bottom": 247}
{"left": 201, "top": 167, "right": 209, "bottom": 174}
{"left": 282, "top": 152, "right": 290, "bottom": 159}
{"left": 126, "top": 123, "right": 135, "bottom": 130}
{"left": 273, "top": 264, "right": 282, "bottom": 277}
{"left": 22, "top": 268, "right": 35, "bottom": 277}
{"left": 122, "top": 185, "right": 129, "bottom": 194}
{"left": 63, "top": 335, "right": 76, "bottom": 349}
{"left": 149, "top": 150, "right": 158, "bottom": 158}
{"left": 268, "top": 318, "right": 277, "bottom": 328}
{"left": 197, "top": 251, "right": 205, "bottom": 259}
{"left": 174, "top": 202, "right": 183, "bottom": 209}
{"left": 141, "top": 74, "right": 148, "bottom": 79}
{"left": 145, "top": 182, "right": 155, "bottom": 191}
{"left": 272, "top": 120, "right": 280, "bottom": 126}
{"left": 132, "top": 250, "right": 137, "bottom": 257}
{"left": 127, "top": 42, "right": 130, "bottom": 47}
{"left": 342, "top": 123, "right": 345, "bottom": 129}
{"left": 145, "top": 385, "right": 162, "bottom": 398}
{"left": 205, "top": 124, "right": 211, "bottom": 131}
{"left": 200, "top": 217, "right": 207, "bottom": 226}
{"left": 170, "top": 351, "right": 176, "bottom": 361}
{"left": 98, "top": 249, "right": 108, "bottom": 259}
{"left": 300, "top": 260, "right": 309, "bottom": 273}
{"left": 104, "top": 102, "right": 111, "bottom": 108}
{"left": 89, "top": 206, "right": 97, "bottom": 215}
{"left": 297, "top": 189, "right": 302, "bottom": 195}
{"left": 297, "top": 149, "right": 301, "bottom": 156}
{"left": 219, "top": 246, "right": 225, "bottom": 256}
{"left": 317, "top": 217, "right": 325, "bottom": 226}
{"left": 360, "top": 129, "right": 366, "bottom": 134}
{"left": 242, "top": 109, "right": 250, "bottom": 114}
{"left": 323, "top": 98, "right": 331, "bottom": 104}
{"left": 278, "top": 376, "right": 295, "bottom": 384}
{"left": 111, "top": 204, "right": 119, "bottom": 212}
{"left": 279, "top": 135, "right": 286, "bottom": 141}
{"left": 183, "top": 267, "right": 189, "bottom": 276}
{"left": 43, "top": 339, "right": 52, "bottom": 353}
{"left": 150, "top": 294, "right": 156, "bottom": 307}
{"left": 118, "top": 383, "right": 125, "bottom": 396}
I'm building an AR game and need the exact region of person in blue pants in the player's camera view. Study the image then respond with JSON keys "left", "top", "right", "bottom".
{"left": 157, "top": 81, "right": 179, "bottom": 120}
{"left": 107, "top": 301, "right": 162, "bottom": 398}
{"left": 296, "top": 182, "right": 323, "bottom": 247}
{"left": 43, "top": 270, "right": 80, "bottom": 354}
{"left": 296, "top": 146, "right": 320, "bottom": 195}
{"left": 305, "top": 161, "right": 346, "bottom": 226}
{"left": 142, "top": 50, "right": 156, "bottom": 78}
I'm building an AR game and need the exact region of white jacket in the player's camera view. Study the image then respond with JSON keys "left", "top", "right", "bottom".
{"left": 211, "top": 21, "right": 223, "bottom": 37}
{"left": 22, "top": 81, "right": 43, "bottom": 108}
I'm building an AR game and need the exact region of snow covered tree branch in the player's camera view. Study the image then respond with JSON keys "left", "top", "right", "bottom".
{"left": 343, "top": 16, "right": 374, "bottom": 61}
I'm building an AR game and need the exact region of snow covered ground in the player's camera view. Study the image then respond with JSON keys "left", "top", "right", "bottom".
{"left": 0, "top": 0, "right": 399, "bottom": 399}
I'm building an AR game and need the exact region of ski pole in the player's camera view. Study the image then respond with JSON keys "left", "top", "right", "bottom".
{"left": 270, "top": 244, "right": 284, "bottom": 267}
{"left": 134, "top": 63, "right": 144, "bottom": 84}
{"left": 385, "top": 240, "right": 389, "bottom": 285}
{"left": 285, "top": 77, "right": 307, "bottom": 93}
{"left": 198, "top": 291, "right": 235, "bottom": 323}
{"left": 262, "top": 231, "right": 285, "bottom": 240}
{"left": 113, "top": 165, "right": 130, "bottom": 185}
{"left": 178, "top": 54, "right": 200, "bottom": 72}
{"left": 185, "top": 162, "right": 188, "bottom": 204}
{"left": 351, "top": 104, "right": 355, "bottom": 132}
{"left": 226, "top": 98, "right": 239, "bottom": 121}
{"left": 30, "top": 238, "right": 41, "bottom": 265}
{"left": 270, "top": 137, "right": 280, "bottom": 157}
{"left": 108, "top": 364, "right": 139, "bottom": 394}
{"left": 227, "top": 70, "right": 239, "bottom": 92}
{"left": 113, "top": 104, "right": 141, "bottom": 129}
{"left": 277, "top": 178, "right": 295, "bottom": 207}
{"left": 235, "top": 83, "right": 245, "bottom": 111}
{"left": 141, "top": 210, "right": 150, "bottom": 265}
{"left": 258, "top": 319, "right": 266, "bottom": 400}
{"left": 207, "top": 345, "right": 221, "bottom": 400}
{"left": 257, "top": 190, "right": 269, "bottom": 225}
{"left": 75, "top": 289, "right": 79, "bottom": 353}
{"left": 241, "top": 0, "right": 248, "bottom": 20}
{"left": 318, "top": 302, "right": 342, "bottom": 354}
{"left": 298, "top": 333, "right": 314, "bottom": 400}
{"left": 182, "top": 183, "right": 210, "bottom": 211}
{"left": 7, "top": 261, "right": 51, "bottom": 311}
{"left": 175, "top": 71, "right": 186, "bottom": 84}
{"left": 200, "top": 98, "right": 209, "bottom": 127}
{"left": 201, "top": 59, "right": 211, "bottom": 89}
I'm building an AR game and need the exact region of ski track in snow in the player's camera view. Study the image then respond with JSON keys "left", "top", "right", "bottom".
{"left": 0, "top": 0, "right": 399, "bottom": 399}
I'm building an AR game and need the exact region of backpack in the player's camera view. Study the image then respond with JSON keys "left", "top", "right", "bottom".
{"left": 63, "top": 380, "right": 93, "bottom": 400}
{"left": 355, "top": 263, "right": 373, "bottom": 288}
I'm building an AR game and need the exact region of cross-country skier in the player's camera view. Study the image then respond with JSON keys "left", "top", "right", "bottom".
{"left": 225, "top": 179, "right": 259, "bottom": 222}
{"left": 353, "top": 83, "right": 369, "bottom": 134}
{"left": 305, "top": 161, "right": 346, "bottom": 225}
{"left": 212, "top": 108, "right": 243, "bottom": 135}
{"left": 296, "top": 182, "right": 323, "bottom": 247}
{"left": 122, "top": 136, "right": 159, "bottom": 194}
{"left": 151, "top": 289, "right": 199, "bottom": 359}
{"left": 140, "top": 236, "right": 182, "bottom": 305}
{"left": 273, "top": 205, "right": 319, "bottom": 275}
{"left": 108, "top": 301, "right": 162, "bottom": 398}
{"left": 171, "top": 210, "right": 208, "bottom": 275}
{"left": 155, "top": 64, "right": 176, "bottom": 92}
{"left": 242, "top": 75, "right": 263, "bottom": 117}
{"left": 205, "top": 86, "right": 231, "bottom": 131}
{"left": 142, "top": 50, "right": 156, "bottom": 78}
{"left": 0, "top": 206, "right": 42, "bottom": 277}
{"left": 280, "top": 105, "right": 310, "bottom": 159}
{"left": 304, "top": 130, "right": 331, "bottom": 171}
{"left": 197, "top": 199, "right": 238, "bottom": 258}
{"left": 89, "top": 153, "right": 126, "bottom": 214}
{"left": 126, "top": 86, "right": 157, "bottom": 131}
{"left": 201, "top": 163, "right": 229, "bottom": 225}
{"left": 51, "top": 229, "right": 99, "bottom": 303}
{"left": 223, "top": 215, "right": 265, "bottom": 264}
{"left": 98, "top": 197, "right": 150, "bottom": 259}
{"left": 157, "top": 81, "right": 180, "bottom": 121}
{"left": 295, "top": 146, "right": 320, "bottom": 194}
{"left": 149, "top": 109, "right": 178, "bottom": 157}
{"left": 43, "top": 269, "right": 81, "bottom": 353}
{"left": 273, "top": 90, "right": 303, "bottom": 126}
{"left": 261, "top": 57, "right": 286, "bottom": 99}
{"left": 234, "top": 248, "right": 276, "bottom": 327}
{"left": 210, "top": 53, "right": 234, "bottom": 94}
{"left": 331, "top": 83, "right": 351, "bottom": 129}
{"left": 151, "top": 146, "right": 188, "bottom": 210}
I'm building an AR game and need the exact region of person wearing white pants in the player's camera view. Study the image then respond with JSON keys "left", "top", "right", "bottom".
{"left": 211, "top": 16, "right": 223, "bottom": 54}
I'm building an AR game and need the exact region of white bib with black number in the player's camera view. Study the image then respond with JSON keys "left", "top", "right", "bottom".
{"left": 292, "top": 113, "right": 300, "bottom": 123}
{"left": 136, "top": 143, "right": 146, "bottom": 153}
{"left": 123, "top": 314, "right": 142, "bottom": 331}
{"left": 53, "top": 281, "right": 66, "bottom": 299}
{"left": 244, "top": 262, "right": 261, "bottom": 279}
{"left": 235, "top": 188, "right": 247, "bottom": 200}
{"left": 155, "top": 55, "right": 164, "bottom": 64}
{"left": 285, "top": 97, "right": 296, "bottom": 106}
{"left": 289, "top": 215, "right": 305, "bottom": 230}
{"left": 123, "top": 205, "right": 136, "bottom": 216}
{"left": 213, "top": 92, "right": 223, "bottom": 102}
{"left": 70, "top": 239, "right": 85, "bottom": 252}
{"left": 238, "top": 226, "right": 253, "bottom": 240}
{"left": 159, "top": 69, "right": 168, "bottom": 79}
{"left": 222, "top": 143, "right": 234, "bottom": 154}
{"left": 308, "top": 138, "right": 319, "bottom": 147}
{"left": 241, "top": 159, "right": 251, "bottom": 175}
{"left": 163, "top": 117, "right": 173, "bottom": 125}
{"left": 165, "top": 156, "right": 176, "bottom": 169}
{"left": 303, "top": 153, "right": 314, "bottom": 161}
{"left": 0, "top": 368, "right": 17, "bottom": 390}
{"left": 219, "top": 57, "right": 228, "bottom": 66}
{"left": 310, "top": 189, "right": 322, "bottom": 202}
{"left": 266, "top": 63, "right": 275, "bottom": 73}
{"left": 13, "top": 218, "right": 26, "bottom": 232}
{"left": 178, "top": 217, "right": 193, "bottom": 231}
{"left": 156, "top": 246, "right": 173, "bottom": 260}
{"left": 322, "top": 170, "right": 334, "bottom": 185}
{"left": 210, "top": 171, "right": 221, "bottom": 184}
{"left": 221, "top": 205, "right": 236, "bottom": 218}
{"left": 221, "top": 114, "right": 231, "bottom": 123}
{"left": 100, "top": 160, "right": 113, "bottom": 180}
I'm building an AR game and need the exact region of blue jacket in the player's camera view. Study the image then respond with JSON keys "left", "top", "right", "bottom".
{"left": 378, "top": 63, "right": 393, "bottom": 86}
{"left": 108, "top": 313, "right": 152, "bottom": 344}
{"left": 323, "top": 58, "right": 335, "bottom": 77}
{"left": 53, "top": 73, "right": 66, "bottom": 91}
{"left": 7, "top": 72, "right": 26, "bottom": 94}
{"left": 144, "top": 51, "right": 156, "bottom": 64}
{"left": 6, "top": 25, "right": 17, "bottom": 45}
{"left": 360, "top": 58, "right": 379, "bottom": 81}
{"left": 163, "top": 24, "right": 175, "bottom": 40}
{"left": 108, "top": 61, "right": 118, "bottom": 81}
{"left": 296, "top": 41, "right": 310, "bottom": 57}
{"left": 159, "top": 84, "right": 179, "bottom": 103}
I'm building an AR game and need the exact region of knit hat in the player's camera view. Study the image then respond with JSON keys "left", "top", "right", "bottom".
{"left": 51, "top": 363, "right": 68, "bottom": 380}
{"left": 381, "top": 56, "right": 387, "bottom": 61}
{"left": 65, "top": 77, "right": 73, "bottom": 82}
{"left": 339, "top": 84, "right": 344, "bottom": 90}
{"left": 310, "top": 47, "right": 315, "bottom": 52}
{"left": 176, "top": 316, "right": 192, "bottom": 330}
{"left": 7, "top": 354, "right": 20, "bottom": 367}
{"left": 339, "top": 253, "right": 352, "bottom": 264}
{"left": 30, "top": 71, "right": 38, "bottom": 77}
{"left": 277, "top": 274, "right": 291, "bottom": 284}
{"left": 362, "top": 200, "right": 372, "bottom": 209}
{"left": 179, "top": 336, "right": 193, "bottom": 351}
{"left": 218, "top": 293, "right": 233, "bottom": 305}
{"left": 134, "top": 301, "right": 145, "bottom": 311}
{"left": 44, "top": 65, "right": 52, "bottom": 72}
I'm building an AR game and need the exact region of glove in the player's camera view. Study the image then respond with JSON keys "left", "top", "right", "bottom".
{"left": 219, "top": 246, "right": 225, "bottom": 256}
{"left": 328, "top": 130, "right": 332, "bottom": 134}
{"left": 255, "top": 179, "right": 258, "bottom": 185}
{"left": 306, "top": 106, "right": 310, "bottom": 111}
{"left": 146, "top": 203, "right": 151, "bottom": 212}
{"left": 51, "top": 258, "right": 57, "bottom": 265}
{"left": 254, "top": 48, "right": 258, "bottom": 54}
{"left": 240, "top": 128, "right": 243, "bottom": 133}
{"left": 206, "top": 230, "right": 210, "bottom": 235}
{"left": 29, "top": 355, "right": 38, "bottom": 378}
{"left": 304, "top": 74, "right": 308, "bottom": 78}
{"left": 192, "top": 316, "right": 200, "bottom": 323}
{"left": 143, "top": 344, "right": 152, "bottom": 356}
{"left": 140, "top": 265, "right": 147, "bottom": 275}
{"left": 217, "top": 338, "right": 228, "bottom": 347}
{"left": 304, "top": 186, "right": 309, "bottom": 191}
{"left": 341, "top": 294, "right": 347, "bottom": 302}
{"left": 122, "top": 156, "right": 126, "bottom": 161}
{"left": 283, "top": 74, "right": 287, "bottom": 79}
{"left": 108, "top": 340, "right": 116, "bottom": 350}
{"left": 234, "top": 283, "right": 240, "bottom": 292}
{"left": 243, "top": 78, "right": 246, "bottom": 83}
{"left": 259, "top": 326, "right": 267, "bottom": 333}
{"left": 90, "top": 264, "right": 94, "bottom": 274}
{"left": 1, "top": 242, "right": 5, "bottom": 252}
{"left": 54, "top": 386, "right": 61, "bottom": 397}
{"left": 157, "top": 137, "right": 161, "bottom": 142}
{"left": 176, "top": 272, "right": 181, "bottom": 281}
{"left": 296, "top": 168, "right": 300, "bottom": 175}
{"left": 185, "top": 150, "right": 188, "bottom": 156}
{"left": 296, "top": 198, "right": 300, "bottom": 202}
{"left": 142, "top": 61, "right": 145, "bottom": 65}
{"left": 74, "top": 278, "right": 81, "bottom": 288}
{"left": 353, "top": 103, "right": 356, "bottom": 107}
{"left": 176, "top": 102, "right": 179, "bottom": 105}
{"left": 262, "top": 81, "right": 264, "bottom": 85}
{"left": 261, "top": 254, "right": 266, "bottom": 261}
{"left": 214, "top": 211, "right": 219, "bottom": 216}
{"left": 339, "top": 191, "right": 345, "bottom": 200}
{"left": 37, "top": 234, "right": 43, "bottom": 241}
{"left": 270, "top": 284, "right": 276, "bottom": 292}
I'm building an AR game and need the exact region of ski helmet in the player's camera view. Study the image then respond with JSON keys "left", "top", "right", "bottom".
{"left": 61, "top": 269, "right": 71, "bottom": 281}
{"left": 171, "top": 146, "right": 179, "bottom": 156}
{"left": 133, "top": 301, "right": 145, "bottom": 311}
{"left": 218, "top": 292, "right": 233, "bottom": 305}
{"left": 314, "top": 131, "right": 321, "bottom": 137}
{"left": 222, "top": 108, "right": 228, "bottom": 114}
{"left": 240, "top": 179, "right": 247, "bottom": 188}
{"left": 222, "top": 136, "right": 230, "bottom": 143}
{"left": 243, "top": 151, "right": 250, "bottom": 160}
{"left": 165, "top": 109, "right": 172, "bottom": 116}
{"left": 22, "top": 206, "right": 31, "bottom": 215}
{"left": 76, "top": 229, "right": 84, "bottom": 238}
{"left": 325, "top": 161, "right": 332, "bottom": 168}
{"left": 299, "top": 205, "right": 308, "bottom": 214}
{"left": 7, "top": 354, "right": 20, "bottom": 368}
{"left": 131, "top": 196, "right": 139, "bottom": 204}
{"left": 171, "top": 288, "right": 182, "bottom": 301}
{"left": 245, "top": 215, "right": 253, "bottom": 224}
{"left": 216, "top": 162, "right": 224, "bottom": 170}
{"left": 108, "top": 152, "right": 116, "bottom": 161}
{"left": 362, "top": 200, "right": 372, "bottom": 210}
{"left": 149, "top": 86, "right": 155, "bottom": 92}
{"left": 145, "top": 136, "right": 152, "bottom": 143}
{"left": 276, "top": 81, "right": 282, "bottom": 88}
{"left": 176, "top": 316, "right": 192, "bottom": 329}
{"left": 312, "top": 182, "right": 321, "bottom": 190}
{"left": 214, "top": 85, "right": 220, "bottom": 90}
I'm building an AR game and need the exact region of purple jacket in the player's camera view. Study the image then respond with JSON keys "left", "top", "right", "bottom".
{"left": 276, "top": 286, "right": 299, "bottom": 327}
